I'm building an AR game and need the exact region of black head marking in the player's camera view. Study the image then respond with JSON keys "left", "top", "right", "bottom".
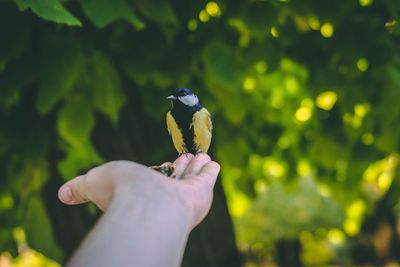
{"left": 171, "top": 88, "right": 194, "bottom": 97}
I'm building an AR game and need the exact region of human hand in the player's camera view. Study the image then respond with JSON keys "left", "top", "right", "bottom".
{"left": 58, "top": 153, "right": 220, "bottom": 228}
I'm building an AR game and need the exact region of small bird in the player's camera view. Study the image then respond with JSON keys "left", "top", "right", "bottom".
{"left": 166, "top": 88, "right": 212, "bottom": 155}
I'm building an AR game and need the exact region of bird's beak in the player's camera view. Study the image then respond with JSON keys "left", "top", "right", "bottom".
{"left": 166, "top": 95, "right": 176, "bottom": 100}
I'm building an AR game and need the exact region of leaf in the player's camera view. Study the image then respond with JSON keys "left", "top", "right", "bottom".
{"left": 58, "top": 141, "right": 102, "bottom": 179}
{"left": 134, "top": 0, "right": 177, "bottom": 24}
{"left": 90, "top": 50, "right": 126, "bottom": 124}
{"left": 80, "top": 0, "right": 145, "bottom": 29}
{"left": 24, "top": 196, "right": 64, "bottom": 262}
{"left": 36, "top": 37, "right": 84, "bottom": 114}
{"left": 16, "top": 0, "right": 81, "bottom": 26}
{"left": 57, "top": 93, "right": 102, "bottom": 179}
{"left": 57, "top": 93, "right": 94, "bottom": 146}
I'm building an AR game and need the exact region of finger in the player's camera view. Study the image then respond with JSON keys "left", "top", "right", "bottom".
{"left": 172, "top": 154, "right": 194, "bottom": 178}
{"left": 182, "top": 153, "right": 211, "bottom": 177}
{"left": 58, "top": 175, "right": 90, "bottom": 205}
{"left": 198, "top": 161, "right": 221, "bottom": 189}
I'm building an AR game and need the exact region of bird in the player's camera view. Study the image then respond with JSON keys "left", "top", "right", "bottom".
{"left": 166, "top": 88, "right": 212, "bottom": 155}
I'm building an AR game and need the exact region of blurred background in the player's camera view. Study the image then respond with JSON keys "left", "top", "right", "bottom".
{"left": 1, "top": 0, "right": 400, "bottom": 266}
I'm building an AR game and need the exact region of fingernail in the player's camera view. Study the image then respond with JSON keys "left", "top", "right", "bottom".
{"left": 59, "top": 186, "right": 73, "bottom": 203}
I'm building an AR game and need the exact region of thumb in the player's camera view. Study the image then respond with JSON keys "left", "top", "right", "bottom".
{"left": 58, "top": 175, "right": 90, "bottom": 205}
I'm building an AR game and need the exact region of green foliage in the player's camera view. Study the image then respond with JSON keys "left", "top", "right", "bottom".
{"left": 24, "top": 196, "right": 64, "bottom": 261}
{"left": 36, "top": 37, "right": 84, "bottom": 114}
{"left": 57, "top": 93, "right": 94, "bottom": 146}
{"left": 134, "top": 0, "right": 177, "bottom": 24}
{"left": 81, "top": 0, "right": 144, "bottom": 29}
{"left": 1, "top": 0, "right": 400, "bottom": 266}
{"left": 90, "top": 50, "right": 126, "bottom": 124}
{"left": 16, "top": 0, "right": 81, "bottom": 26}
{"left": 238, "top": 177, "right": 343, "bottom": 242}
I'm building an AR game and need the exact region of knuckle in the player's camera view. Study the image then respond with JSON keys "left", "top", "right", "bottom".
{"left": 102, "top": 160, "right": 139, "bottom": 177}
{"left": 197, "top": 153, "right": 210, "bottom": 161}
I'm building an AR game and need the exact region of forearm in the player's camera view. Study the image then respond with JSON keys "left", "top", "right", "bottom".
{"left": 67, "top": 185, "right": 191, "bottom": 267}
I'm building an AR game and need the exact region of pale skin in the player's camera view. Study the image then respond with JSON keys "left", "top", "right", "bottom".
{"left": 58, "top": 153, "right": 220, "bottom": 267}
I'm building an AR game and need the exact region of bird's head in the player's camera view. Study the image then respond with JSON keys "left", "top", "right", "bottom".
{"left": 166, "top": 88, "right": 199, "bottom": 107}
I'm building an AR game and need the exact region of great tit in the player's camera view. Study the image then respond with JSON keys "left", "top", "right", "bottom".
{"left": 166, "top": 88, "right": 212, "bottom": 154}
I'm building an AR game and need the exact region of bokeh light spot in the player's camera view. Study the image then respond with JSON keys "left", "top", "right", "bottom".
{"left": 271, "top": 26, "right": 279, "bottom": 38}
{"left": 361, "top": 133, "right": 374, "bottom": 145}
{"left": 359, "top": 0, "right": 373, "bottom": 7}
{"left": 347, "top": 199, "right": 366, "bottom": 219}
{"left": 0, "top": 194, "right": 14, "bottom": 209}
{"left": 354, "top": 103, "right": 370, "bottom": 118}
{"left": 263, "top": 158, "right": 287, "bottom": 178}
{"left": 297, "top": 159, "right": 312, "bottom": 176}
{"left": 206, "top": 1, "right": 222, "bottom": 17}
{"left": 271, "top": 91, "right": 284, "bottom": 109}
{"left": 243, "top": 76, "right": 256, "bottom": 92}
{"left": 344, "top": 219, "right": 359, "bottom": 236}
{"left": 343, "top": 113, "right": 352, "bottom": 123}
{"left": 254, "top": 180, "right": 268, "bottom": 194}
{"left": 285, "top": 76, "right": 299, "bottom": 94}
{"left": 295, "top": 106, "right": 312, "bottom": 122}
{"left": 316, "top": 91, "right": 337, "bottom": 111}
{"left": 199, "top": 10, "right": 210, "bottom": 23}
{"left": 255, "top": 61, "right": 267, "bottom": 73}
{"left": 320, "top": 23, "right": 334, "bottom": 38}
{"left": 187, "top": 19, "right": 198, "bottom": 31}
{"left": 230, "top": 193, "right": 250, "bottom": 217}
{"left": 308, "top": 16, "right": 320, "bottom": 30}
{"left": 327, "top": 228, "right": 346, "bottom": 246}
{"left": 356, "top": 58, "right": 369, "bottom": 72}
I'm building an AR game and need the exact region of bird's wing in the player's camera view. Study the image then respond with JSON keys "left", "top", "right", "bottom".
{"left": 192, "top": 108, "right": 213, "bottom": 153}
{"left": 166, "top": 111, "right": 186, "bottom": 154}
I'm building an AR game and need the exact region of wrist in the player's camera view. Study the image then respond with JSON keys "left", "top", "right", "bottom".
{"left": 111, "top": 175, "right": 192, "bottom": 232}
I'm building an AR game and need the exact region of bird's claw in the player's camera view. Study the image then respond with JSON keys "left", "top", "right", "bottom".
{"left": 149, "top": 163, "right": 176, "bottom": 177}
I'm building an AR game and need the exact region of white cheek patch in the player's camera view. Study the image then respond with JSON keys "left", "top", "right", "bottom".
{"left": 178, "top": 95, "right": 198, "bottom": 106}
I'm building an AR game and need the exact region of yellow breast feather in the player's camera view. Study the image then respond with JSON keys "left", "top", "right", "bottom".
{"left": 192, "top": 108, "right": 212, "bottom": 153}
{"left": 166, "top": 111, "right": 186, "bottom": 154}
